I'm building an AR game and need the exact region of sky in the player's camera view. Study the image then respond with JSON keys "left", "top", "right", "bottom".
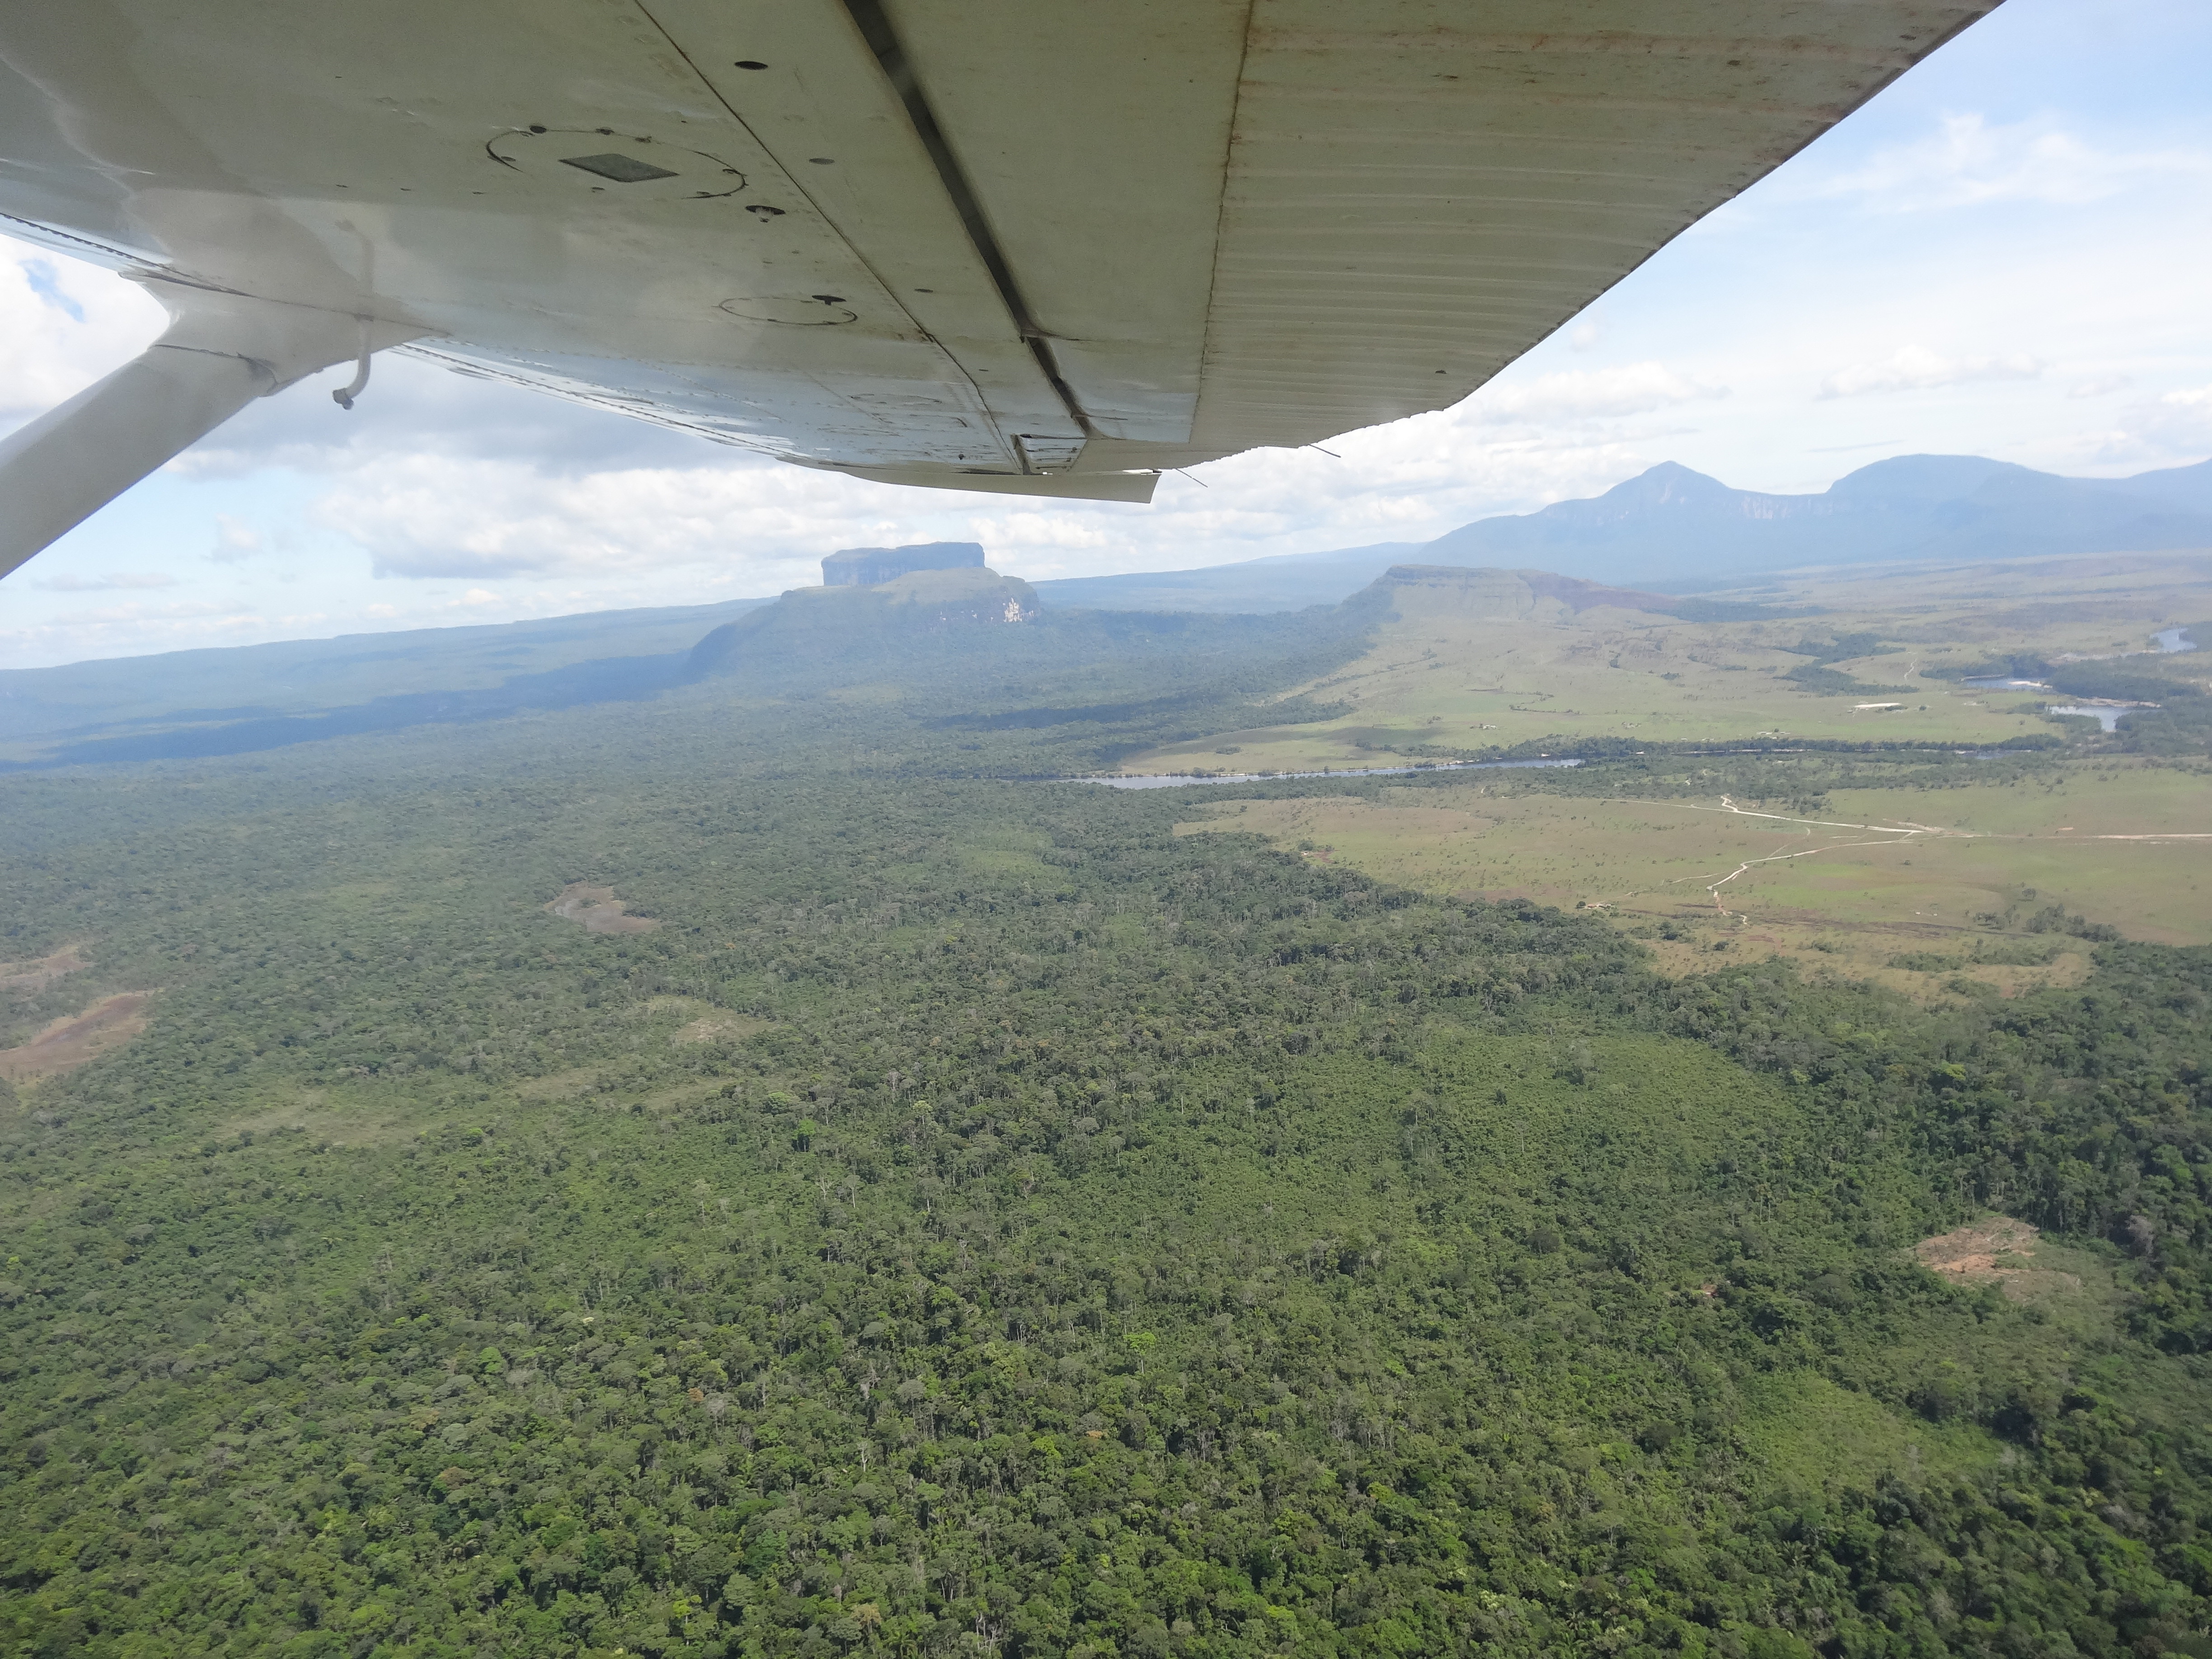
{"left": 3, "top": 0, "right": 2209, "bottom": 671}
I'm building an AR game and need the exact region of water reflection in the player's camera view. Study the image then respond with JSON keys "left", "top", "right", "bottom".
{"left": 2047, "top": 705, "right": 2152, "bottom": 732}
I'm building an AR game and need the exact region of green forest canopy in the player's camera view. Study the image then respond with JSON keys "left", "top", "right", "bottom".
{"left": 0, "top": 640, "right": 2208, "bottom": 1659}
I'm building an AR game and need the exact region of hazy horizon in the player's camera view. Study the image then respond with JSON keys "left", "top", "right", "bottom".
{"left": 3, "top": 0, "right": 2208, "bottom": 670}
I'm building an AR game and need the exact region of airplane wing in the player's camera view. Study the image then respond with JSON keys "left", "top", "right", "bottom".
{"left": 0, "top": 0, "right": 2000, "bottom": 576}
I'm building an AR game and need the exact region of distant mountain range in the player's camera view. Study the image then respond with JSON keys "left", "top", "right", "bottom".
{"left": 0, "top": 567, "right": 1364, "bottom": 769}
{"left": 1425, "top": 453, "right": 2212, "bottom": 590}
{"left": 4, "top": 450, "right": 2203, "bottom": 764}
{"left": 1038, "top": 453, "right": 2212, "bottom": 611}
{"left": 0, "top": 596, "right": 769, "bottom": 752}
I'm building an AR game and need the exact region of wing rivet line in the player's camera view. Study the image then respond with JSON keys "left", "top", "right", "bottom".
{"left": 837, "top": 0, "right": 1098, "bottom": 452}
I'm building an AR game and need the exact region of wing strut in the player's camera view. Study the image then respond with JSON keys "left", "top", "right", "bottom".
{"left": 0, "top": 286, "right": 410, "bottom": 579}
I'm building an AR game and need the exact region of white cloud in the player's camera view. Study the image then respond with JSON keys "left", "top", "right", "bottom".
{"left": 2011, "top": 379, "right": 2212, "bottom": 474}
{"left": 275, "top": 348, "right": 1715, "bottom": 590}
{"left": 1462, "top": 362, "right": 1727, "bottom": 425}
{"left": 310, "top": 455, "right": 871, "bottom": 581}
{"left": 1794, "top": 113, "right": 2212, "bottom": 212}
{"left": 32, "top": 571, "right": 178, "bottom": 592}
{"left": 1818, "top": 345, "right": 2042, "bottom": 399}
{"left": 975, "top": 514, "right": 1115, "bottom": 556}
{"left": 2128, "top": 384, "right": 2212, "bottom": 455}
{"left": 2067, "top": 374, "right": 2132, "bottom": 399}
{"left": 209, "top": 514, "right": 263, "bottom": 563}
{"left": 167, "top": 350, "right": 724, "bottom": 484}
{"left": 0, "top": 237, "right": 165, "bottom": 428}
{"left": 286, "top": 418, "right": 1658, "bottom": 598}
{"left": 46, "top": 599, "right": 247, "bottom": 627}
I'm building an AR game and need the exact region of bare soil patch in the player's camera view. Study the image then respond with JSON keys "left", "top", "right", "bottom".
{"left": 0, "top": 943, "right": 89, "bottom": 993}
{"left": 0, "top": 991, "right": 154, "bottom": 1083}
{"left": 1915, "top": 1217, "right": 2080, "bottom": 1301}
{"left": 547, "top": 884, "right": 661, "bottom": 934}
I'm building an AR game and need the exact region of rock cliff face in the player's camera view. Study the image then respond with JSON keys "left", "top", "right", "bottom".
{"left": 683, "top": 568, "right": 1039, "bottom": 679}
{"left": 820, "top": 540, "right": 985, "bottom": 587}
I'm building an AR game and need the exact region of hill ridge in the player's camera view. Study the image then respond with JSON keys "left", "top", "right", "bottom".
{"left": 1426, "top": 453, "right": 2212, "bottom": 585}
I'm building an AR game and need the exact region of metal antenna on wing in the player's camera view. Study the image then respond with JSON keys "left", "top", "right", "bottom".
{"left": 332, "top": 317, "right": 373, "bottom": 410}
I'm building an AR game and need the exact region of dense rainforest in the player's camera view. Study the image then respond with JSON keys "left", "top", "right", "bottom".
{"left": 0, "top": 630, "right": 2208, "bottom": 1659}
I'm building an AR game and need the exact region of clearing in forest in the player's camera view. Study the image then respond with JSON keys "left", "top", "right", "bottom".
{"left": 639, "top": 995, "right": 771, "bottom": 1046}
{"left": 546, "top": 883, "right": 661, "bottom": 933}
{"left": 1915, "top": 1218, "right": 2084, "bottom": 1302}
{"left": 0, "top": 943, "right": 88, "bottom": 992}
{"left": 0, "top": 990, "right": 154, "bottom": 1083}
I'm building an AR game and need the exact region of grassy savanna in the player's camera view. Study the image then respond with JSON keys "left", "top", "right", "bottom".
{"left": 1754, "top": 549, "right": 2212, "bottom": 663}
{"left": 1116, "top": 553, "right": 2212, "bottom": 776}
{"left": 1177, "top": 757, "right": 2212, "bottom": 991}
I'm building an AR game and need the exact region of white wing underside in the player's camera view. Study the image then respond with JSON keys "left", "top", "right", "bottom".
{"left": 0, "top": 0, "right": 2001, "bottom": 569}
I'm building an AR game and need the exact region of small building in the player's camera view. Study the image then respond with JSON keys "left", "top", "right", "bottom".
{"left": 821, "top": 541, "right": 985, "bottom": 588}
